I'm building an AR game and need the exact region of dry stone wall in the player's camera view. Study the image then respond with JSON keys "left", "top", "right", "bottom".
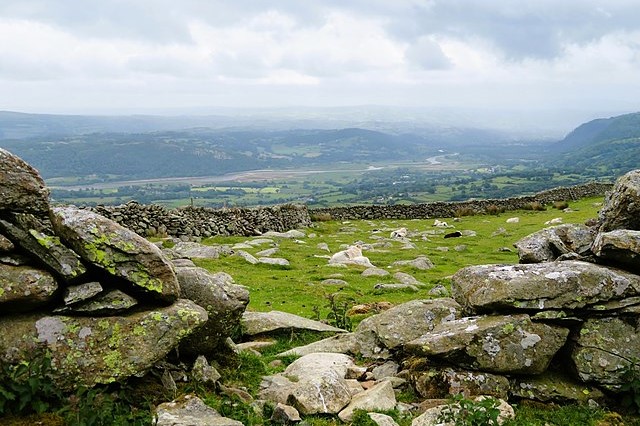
{"left": 87, "top": 182, "right": 610, "bottom": 238}
{"left": 89, "top": 202, "right": 312, "bottom": 238}
{"left": 311, "top": 182, "right": 612, "bottom": 221}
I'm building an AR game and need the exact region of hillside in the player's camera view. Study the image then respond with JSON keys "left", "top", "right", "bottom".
{"left": 551, "top": 111, "right": 640, "bottom": 178}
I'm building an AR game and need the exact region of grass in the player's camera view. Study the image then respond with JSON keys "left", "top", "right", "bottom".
{"left": 194, "top": 197, "right": 603, "bottom": 321}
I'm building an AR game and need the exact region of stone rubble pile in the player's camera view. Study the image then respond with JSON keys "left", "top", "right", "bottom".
{"left": 0, "top": 148, "right": 248, "bottom": 394}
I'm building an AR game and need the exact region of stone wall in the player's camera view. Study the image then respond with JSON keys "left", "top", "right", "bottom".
{"left": 90, "top": 202, "right": 312, "bottom": 238}
{"left": 310, "top": 182, "right": 612, "bottom": 221}
{"left": 88, "top": 182, "right": 611, "bottom": 238}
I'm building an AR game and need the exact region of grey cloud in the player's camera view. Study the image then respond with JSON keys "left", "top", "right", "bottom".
{"left": 405, "top": 37, "right": 452, "bottom": 70}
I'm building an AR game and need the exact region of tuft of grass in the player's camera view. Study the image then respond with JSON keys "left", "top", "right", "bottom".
{"left": 554, "top": 200, "right": 570, "bottom": 210}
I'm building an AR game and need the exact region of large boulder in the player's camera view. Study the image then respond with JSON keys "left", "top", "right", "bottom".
{"left": 405, "top": 314, "right": 569, "bottom": 374}
{"left": 514, "top": 224, "right": 594, "bottom": 263}
{"left": 0, "top": 299, "right": 207, "bottom": 389}
{"left": 0, "top": 148, "right": 50, "bottom": 214}
{"left": 571, "top": 317, "right": 640, "bottom": 390}
{"left": 50, "top": 206, "right": 180, "bottom": 302}
{"left": 0, "top": 263, "right": 58, "bottom": 312}
{"left": 355, "top": 298, "right": 461, "bottom": 353}
{"left": 175, "top": 267, "right": 249, "bottom": 356}
{"left": 452, "top": 261, "right": 640, "bottom": 313}
{"left": 0, "top": 218, "right": 87, "bottom": 283}
{"left": 592, "top": 229, "right": 640, "bottom": 272}
{"left": 599, "top": 169, "right": 640, "bottom": 232}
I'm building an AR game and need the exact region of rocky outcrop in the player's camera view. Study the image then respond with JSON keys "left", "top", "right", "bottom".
{"left": 0, "top": 149, "right": 248, "bottom": 392}
{"left": 0, "top": 147, "right": 50, "bottom": 214}
{"left": 598, "top": 170, "right": 640, "bottom": 232}
{"left": 242, "top": 310, "right": 346, "bottom": 336}
{"left": 514, "top": 224, "right": 594, "bottom": 263}
{"left": 176, "top": 267, "right": 249, "bottom": 356}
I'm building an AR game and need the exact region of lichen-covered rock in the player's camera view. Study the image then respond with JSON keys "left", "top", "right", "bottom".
{"left": 414, "top": 367, "right": 510, "bottom": 400}
{"left": 0, "top": 263, "right": 58, "bottom": 312}
{"left": 0, "top": 218, "right": 87, "bottom": 282}
{"left": 155, "top": 394, "right": 243, "bottom": 426}
{"left": 514, "top": 224, "right": 594, "bottom": 263}
{"left": 356, "top": 298, "right": 461, "bottom": 352}
{"left": 592, "top": 229, "right": 640, "bottom": 272}
{"left": 452, "top": 261, "right": 640, "bottom": 313}
{"left": 175, "top": 267, "right": 249, "bottom": 356}
{"left": 287, "top": 370, "right": 352, "bottom": 415}
{"left": 242, "top": 310, "right": 345, "bottom": 336}
{"left": 166, "top": 241, "right": 229, "bottom": 260}
{"left": 0, "top": 299, "right": 207, "bottom": 389}
{"left": 599, "top": 170, "right": 640, "bottom": 232}
{"left": 510, "top": 371, "right": 605, "bottom": 404}
{"left": 571, "top": 317, "right": 640, "bottom": 390}
{"left": 63, "top": 282, "right": 104, "bottom": 305}
{"left": 405, "top": 314, "right": 569, "bottom": 374}
{"left": 50, "top": 206, "right": 180, "bottom": 302}
{"left": 0, "top": 148, "right": 50, "bottom": 214}
{"left": 55, "top": 289, "right": 138, "bottom": 315}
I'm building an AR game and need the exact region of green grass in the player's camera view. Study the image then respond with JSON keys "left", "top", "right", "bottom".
{"left": 195, "top": 197, "right": 603, "bottom": 322}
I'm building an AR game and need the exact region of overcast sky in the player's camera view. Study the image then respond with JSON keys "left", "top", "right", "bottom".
{"left": 1, "top": 0, "right": 639, "bottom": 125}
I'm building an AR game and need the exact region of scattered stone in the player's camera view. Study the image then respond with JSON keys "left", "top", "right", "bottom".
{"left": 317, "top": 242, "right": 330, "bottom": 252}
{"left": 374, "top": 283, "right": 418, "bottom": 292}
{"left": 371, "top": 361, "right": 399, "bottom": 380}
{"left": 248, "top": 238, "right": 275, "bottom": 246}
{"left": 242, "top": 310, "right": 346, "bottom": 336}
{"left": 393, "top": 272, "right": 424, "bottom": 286}
{"left": 155, "top": 394, "right": 243, "bottom": 426}
{"left": 491, "top": 227, "right": 507, "bottom": 237}
{"left": 256, "top": 247, "right": 279, "bottom": 257}
{"left": 263, "top": 230, "right": 306, "bottom": 239}
{"left": 454, "top": 245, "right": 467, "bottom": 252}
{"left": 235, "top": 250, "right": 258, "bottom": 264}
{"left": 392, "top": 256, "right": 434, "bottom": 270}
{"left": 368, "top": 413, "right": 400, "bottom": 426}
{"left": 362, "top": 267, "right": 390, "bottom": 277}
{"left": 338, "top": 381, "right": 397, "bottom": 422}
{"left": 168, "top": 241, "right": 228, "bottom": 259}
{"left": 171, "top": 258, "right": 196, "bottom": 268}
{"left": 232, "top": 243, "right": 253, "bottom": 250}
{"left": 270, "top": 403, "right": 301, "bottom": 424}
{"left": 191, "top": 355, "right": 221, "bottom": 385}
{"left": 258, "top": 257, "right": 290, "bottom": 266}
{"left": 236, "top": 341, "right": 276, "bottom": 353}
{"left": 461, "top": 230, "right": 477, "bottom": 237}
{"left": 321, "top": 278, "right": 349, "bottom": 286}
{"left": 506, "top": 217, "right": 520, "bottom": 223}
{"left": 545, "top": 217, "right": 563, "bottom": 225}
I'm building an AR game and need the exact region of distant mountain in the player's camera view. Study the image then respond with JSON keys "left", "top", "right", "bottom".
{"left": 552, "top": 112, "right": 640, "bottom": 178}
{"left": 0, "top": 128, "right": 445, "bottom": 181}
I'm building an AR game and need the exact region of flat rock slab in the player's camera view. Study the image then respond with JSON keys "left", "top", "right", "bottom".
{"left": 0, "top": 299, "right": 207, "bottom": 390}
{"left": 242, "top": 310, "right": 346, "bottom": 336}
{"left": 156, "top": 394, "right": 243, "bottom": 426}
{"left": 511, "top": 371, "right": 605, "bottom": 404}
{"left": 356, "top": 298, "right": 461, "bottom": 351}
{"left": 168, "top": 241, "right": 226, "bottom": 259}
{"left": 0, "top": 148, "right": 50, "bottom": 214}
{"left": 405, "top": 314, "right": 569, "bottom": 374}
{"left": 51, "top": 206, "right": 180, "bottom": 302}
{"left": 452, "top": 260, "right": 640, "bottom": 313}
